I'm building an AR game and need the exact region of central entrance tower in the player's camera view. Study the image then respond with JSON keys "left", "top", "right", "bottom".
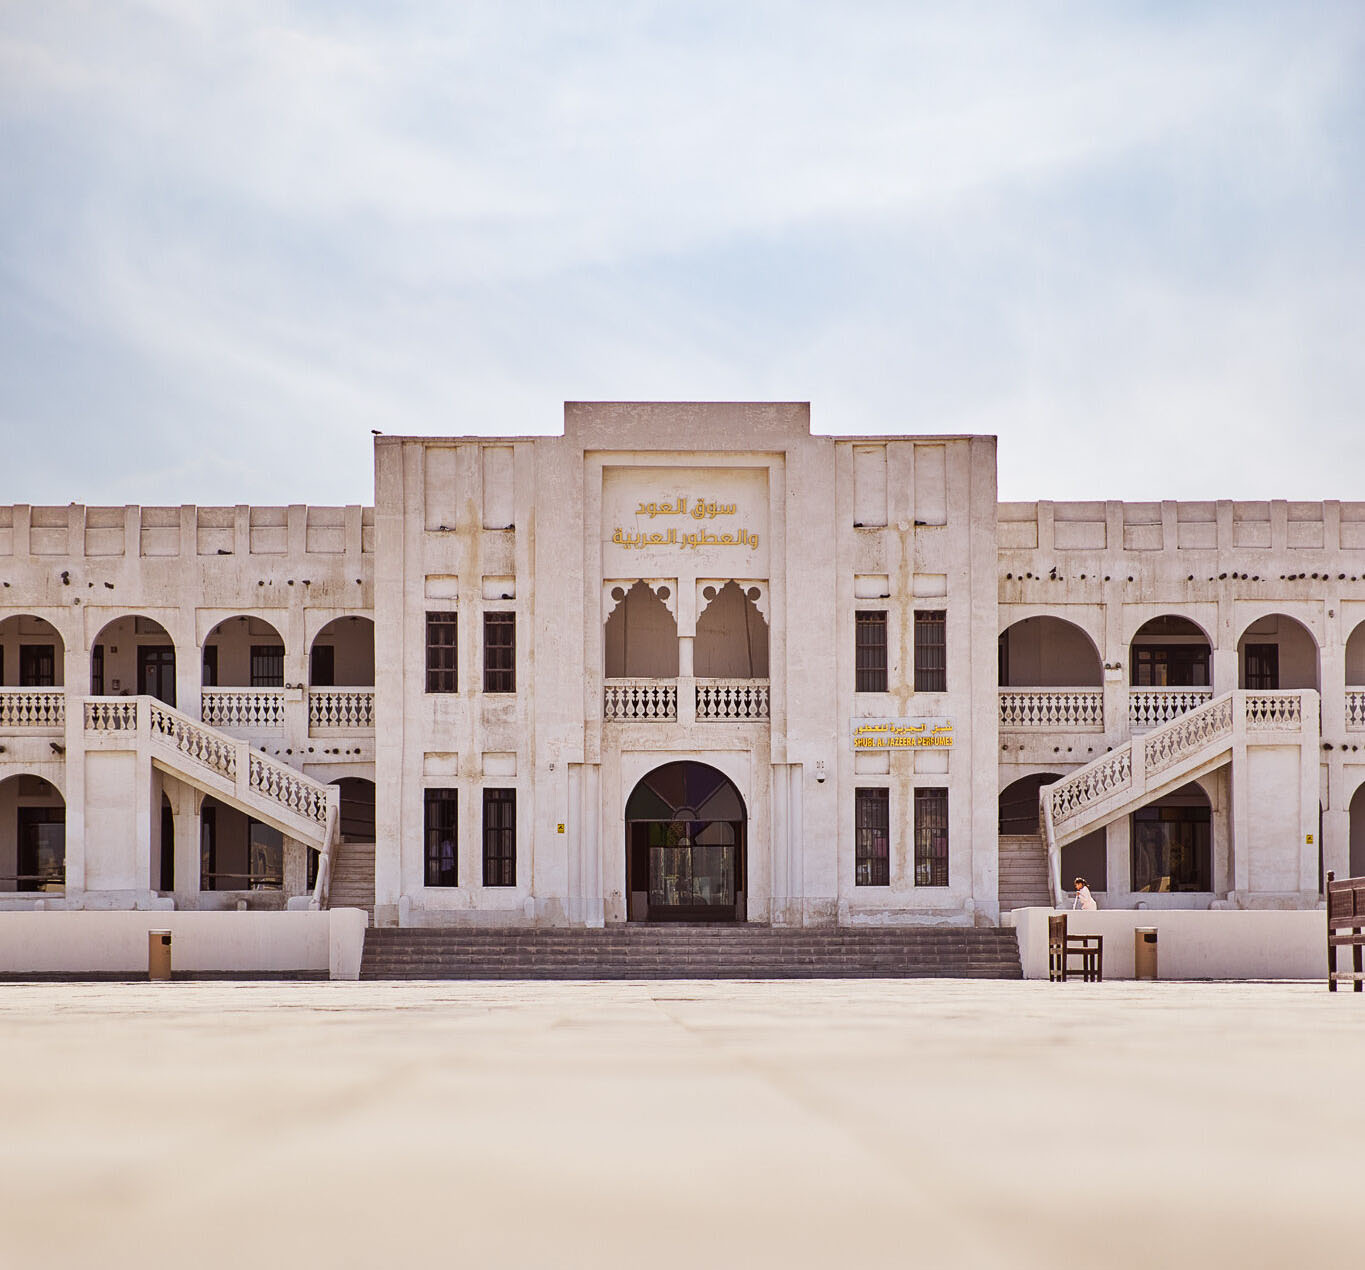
{"left": 625, "top": 762, "right": 746, "bottom": 922}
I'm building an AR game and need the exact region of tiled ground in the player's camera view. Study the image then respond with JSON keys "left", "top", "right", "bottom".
{"left": 0, "top": 979, "right": 1357, "bottom": 1269}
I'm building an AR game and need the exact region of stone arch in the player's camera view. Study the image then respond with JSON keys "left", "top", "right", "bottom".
{"left": 695, "top": 582, "right": 768, "bottom": 678}
{"left": 998, "top": 616, "right": 1101, "bottom": 687}
{"left": 0, "top": 614, "right": 65, "bottom": 687}
{"left": 331, "top": 777, "right": 376, "bottom": 843}
{"left": 1236, "top": 613, "right": 1319, "bottom": 691}
{"left": 625, "top": 761, "right": 746, "bottom": 923}
{"left": 604, "top": 582, "right": 678, "bottom": 678}
{"left": 0, "top": 773, "right": 66, "bottom": 894}
{"left": 1344, "top": 621, "right": 1365, "bottom": 687}
{"left": 1131, "top": 781, "right": 1212, "bottom": 894}
{"left": 1129, "top": 615, "right": 1212, "bottom": 687}
{"left": 202, "top": 615, "right": 286, "bottom": 687}
{"left": 309, "top": 617, "right": 374, "bottom": 687}
{"left": 91, "top": 614, "right": 177, "bottom": 704}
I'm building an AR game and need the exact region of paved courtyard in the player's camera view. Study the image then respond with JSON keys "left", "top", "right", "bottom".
{"left": 0, "top": 979, "right": 1360, "bottom": 1269}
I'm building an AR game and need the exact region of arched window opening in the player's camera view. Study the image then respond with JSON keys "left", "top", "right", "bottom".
{"left": 695, "top": 582, "right": 768, "bottom": 679}
{"left": 0, "top": 615, "right": 64, "bottom": 687}
{"left": 604, "top": 582, "right": 678, "bottom": 678}
{"left": 1348, "top": 785, "right": 1365, "bottom": 878}
{"left": 0, "top": 775, "right": 65, "bottom": 893}
{"left": 1237, "top": 614, "right": 1319, "bottom": 691}
{"left": 998, "top": 617, "right": 1101, "bottom": 687}
{"left": 332, "top": 778, "right": 376, "bottom": 843}
{"left": 202, "top": 616, "right": 286, "bottom": 688}
{"left": 1130, "top": 616, "right": 1210, "bottom": 687}
{"left": 310, "top": 617, "right": 375, "bottom": 687}
{"left": 1131, "top": 783, "right": 1211, "bottom": 893}
{"left": 91, "top": 615, "right": 176, "bottom": 704}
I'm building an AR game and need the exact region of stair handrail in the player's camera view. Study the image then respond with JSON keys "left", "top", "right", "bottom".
{"left": 1038, "top": 689, "right": 1242, "bottom": 907}
{"left": 309, "top": 800, "right": 340, "bottom": 911}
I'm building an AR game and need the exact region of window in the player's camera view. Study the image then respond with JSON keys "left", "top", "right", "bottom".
{"left": 247, "top": 820, "right": 283, "bottom": 890}
{"left": 18, "top": 644, "right": 55, "bottom": 688}
{"left": 426, "top": 612, "right": 458, "bottom": 693}
{"left": 484, "top": 612, "right": 515, "bottom": 693}
{"left": 310, "top": 643, "right": 335, "bottom": 688}
{"left": 91, "top": 645, "right": 104, "bottom": 696}
{"left": 914, "top": 788, "right": 949, "bottom": 887}
{"left": 201, "top": 645, "right": 218, "bottom": 688}
{"left": 16, "top": 807, "right": 65, "bottom": 892}
{"left": 1132, "top": 803, "right": 1211, "bottom": 892}
{"left": 250, "top": 644, "right": 284, "bottom": 688}
{"left": 424, "top": 788, "right": 458, "bottom": 886}
{"left": 1132, "top": 645, "right": 1209, "bottom": 687}
{"left": 914, "top": 610, "right": 946, "bottom": 693}
{"left": 483, "top": 788, "right": 516, "bottom": 886}
{"left": 1244, "top": 643, "right": 1279, "bottom": 691}
{"left": 855, "top": 611, "right": 887, "bottom": 692}
{"left": 854, "top": 788, "right": 890, "bottom": 886}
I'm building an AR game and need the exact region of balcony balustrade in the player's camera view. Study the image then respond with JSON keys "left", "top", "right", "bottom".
{"left": 0, "top": 689, "right": 65, "bottom": 732}
{"left": 201, "top": 688, "right": 285, "bottom": 730}
{"left": 1128, "top": 686, "right": 1212, "bottom": 731}
{"left": 998, "top": 688, "right": 1103, "bottom": 732}
{"left": 308, "top": 688, "right": 376, "bottom": 731}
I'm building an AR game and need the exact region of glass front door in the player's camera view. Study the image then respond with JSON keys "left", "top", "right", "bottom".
{"left": 625, "top": 762, "right": 747, "bottom": 922}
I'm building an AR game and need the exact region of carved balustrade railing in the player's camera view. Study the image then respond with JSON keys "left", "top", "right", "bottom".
{"left": 82, "top": 696, "right": 335, "bottom": 837}
{"left": 603, "top": 679, "right": 678, "bottom": 721}
{"left": 998, "top": 688, "right": 1102, "bottom": 731}
{"left": 1128, "top": 687, "right": 1212, "bottom": 731}
{"left": 83, "top": 697, "right": 139, "bottom": 732}
{"left": 696, "top": 679, "right": 770, "bottom": 721}
{"left": 0, "top": 689, "right": 65, "bottom": 731}
{"left": 1143, "top": 695, "right": 1235, "bottom": 776}
{"left": 1245, "top": 692, "right": 1303, "bottom": 730}
{"left": 147, "top": 699, "right": 238, "bottom": 780}
{"left": 309, "top": 688, "right": 376, "bottom": 730}
{"left": 1348, "top": 690, "right": 1365, "bottom": 730}
{"left": 201, "top": 688, "right": 285, "bottom": 730}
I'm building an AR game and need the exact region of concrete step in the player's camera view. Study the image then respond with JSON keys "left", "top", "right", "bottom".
{"left": 359, "top": 926, "right": 1023, "bottom": 980}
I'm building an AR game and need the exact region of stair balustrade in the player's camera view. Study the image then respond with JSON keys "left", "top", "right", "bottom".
{"left": 1039, "top": 690, "right": 1309, "bottom": 906}
{"left": 1347, "top": 690, "right": 1365, "bottom": 730}
{"left": 998, "top": 688, "right": 1103, "bottom": 731}
{"left": 696, "top": 679, "right": 770, "bottom": 721}
{"left": 0, "top": 689, "right": 65, "bottom": 731}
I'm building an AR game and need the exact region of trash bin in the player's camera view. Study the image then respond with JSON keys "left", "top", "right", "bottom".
{"left": 1134, "top": 926, "right": 1158, "bottom": 980}
{"left": 148, "top": 930, "right": 172, "bottom": 981}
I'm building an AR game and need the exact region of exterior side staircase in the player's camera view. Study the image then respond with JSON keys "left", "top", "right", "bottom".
{"left": 83, "top": 696, "right": 340, "bottom": 907}
{"left": 997, "top": 834, "right": 1052, "bottom": 913}
{"left": 328, "top": 842, "right": 376, "bottom": 924}
{"left": 1039, "top": 690, "right": 1313, "bottom": 904}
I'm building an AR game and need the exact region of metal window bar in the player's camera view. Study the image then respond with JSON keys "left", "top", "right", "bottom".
{"left": 250, "top": 644, "right": 285, "bottom": 688}
{"left": 914, "top": 787, "right": 949, "bottom": 887}
{"left": 855, "top": 611, "right": 887, "bottom": 692}
{"left": 914, "top": 610, "right": 946, "bottom": 693}
{"left": 854, "top": 787, "right": 890, "bottom": 886}
{"left": 482, "top": 788, "right": 516, "bottom": 887}
{"left": 424, "top": 788, "right": 458, "bottom": 887}
{"left": 426, "top": 612, "right": 458, "bottom": 693}
{"left": 483, "top": 612, "right": 515, "bottom": 693}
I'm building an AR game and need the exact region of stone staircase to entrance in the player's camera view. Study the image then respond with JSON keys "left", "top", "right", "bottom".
{"left": 997, "top": 834, "right": 1052, "bottom": 913}
{"left": 359, "top": 925, "right": 1022, "bottom": 980}
{"left": 329, "top": 842, "right": 376, "bottom": 923}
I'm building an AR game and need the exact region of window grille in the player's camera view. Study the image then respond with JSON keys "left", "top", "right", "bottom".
{"left": 855, "top": 611, "right": 887, "bottom": 692}
{"left": 854, "top": 787, "right": 890, "bottom": 886}
{"left": 914, "top": 787, "right": 949, "bottom": 887}
{"left": 426, "top": 612, "right": 458, "bottom": 693}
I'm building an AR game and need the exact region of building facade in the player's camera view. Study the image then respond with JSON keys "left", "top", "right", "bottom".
{"left": 0, "top": 403, "right": 1352, "bottom": 926}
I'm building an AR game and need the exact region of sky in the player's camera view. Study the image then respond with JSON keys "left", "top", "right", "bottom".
{"left": 0, "top": 1, "right": 1362, "bottom": 507}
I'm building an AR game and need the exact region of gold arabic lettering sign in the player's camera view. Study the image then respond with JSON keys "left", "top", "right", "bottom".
{"left": 611, "top": 496, "right": 760, "bottom": 551}
{"left": 852, "top": 717, "right": 954, "bottom": 750}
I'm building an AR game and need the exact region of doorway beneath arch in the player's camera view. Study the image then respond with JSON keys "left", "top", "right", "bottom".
{"left": 626, "top": 762, "right": 746, "bottom": 922}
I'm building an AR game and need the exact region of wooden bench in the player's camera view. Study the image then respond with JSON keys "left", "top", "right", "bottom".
{"left": 1326, "top": 871, "right": 1365, "bottom": 991}
{"left": 1048, "top": 913, "right": 1103, "bottom": 983}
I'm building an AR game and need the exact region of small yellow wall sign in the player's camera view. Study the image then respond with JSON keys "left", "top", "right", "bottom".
{"left": 852, "top": 717, "right": 954, "bottom": 750}
{"left": 556, "top": 823, "right": 566, "bottom": 834}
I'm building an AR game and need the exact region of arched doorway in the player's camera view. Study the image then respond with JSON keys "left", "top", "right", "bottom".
{"left": 0, "top": 774, "right": 66, "bottom": 893}
{"left": 625, "top": 762, "right": 745, "bottom": 922}
{"left": 91, "top": 614, "right": 176, "bottom": 704}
